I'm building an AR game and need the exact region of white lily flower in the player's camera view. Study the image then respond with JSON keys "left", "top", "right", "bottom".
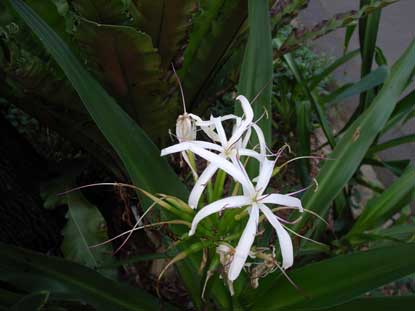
{"left": 189, "top": 158, "right": 303, "bottom": 281}
{"left": 162, "top": 95, "right": 266, "bottom": 209}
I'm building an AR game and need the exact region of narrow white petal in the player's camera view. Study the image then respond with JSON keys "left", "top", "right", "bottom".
{"left": 227, "top": 123, "right": 251, "bottom": 148}
{"left": 161, "top": 141, "right": 223, "bottom": 157}
{"left": 185, "top": 146, "right": 252, "bottom": 189}
{"left": 259, "top": 204, "right": 294, "bottom": 269}
{"left": 251, "top": 123, "right": 267, "bottom": 156}
{"left": 189, "top": 196, "right": 251, "bottom": 236}
{"left": 255, "top": 159, "right": 275, "bottom": 194}
{"left": 242, "top": 127, "right": 252, "bottom": 148}
{"left": 213, "top": 117, "right": 228, "bottom": 146}
{"left": 181, "top": 151, "right": 198, "bottom": 179}
{"left": 236, "top": 95, "right": 254, "bottom": 124}
{"left": 188, "top": 163, "right": 218, "bottom": 209}
{"left": 238, "top": 148, "right": 265, "bottom": 162}
{"left": 260, "top": 193, "right": 303, "bottom": 211}
{"left": 228, "top": 205, "right": 259, "bottom": 281}
{"left": 230, "top": 155, "right": 255, "bottom": 195}
{"left": 227, "top": 96, "right": 254, "bottom": 148}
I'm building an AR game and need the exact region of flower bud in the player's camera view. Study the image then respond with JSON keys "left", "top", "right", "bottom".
{"left": 176, "top": 113, "right": 196, "bottom": 142}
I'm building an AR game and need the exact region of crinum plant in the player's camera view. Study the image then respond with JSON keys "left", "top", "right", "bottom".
{"left": 1, "top": 1, "right": 415, "bottom": 311}
{"left": 159, "top": 95, "right": 308, "bottom": 294}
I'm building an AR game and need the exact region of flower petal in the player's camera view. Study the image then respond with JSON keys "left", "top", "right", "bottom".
{"left": 238, "top": 148, "right": 264, "bottom": 162}
{"left": 255, "top": 159, "right": 275, "bottom": 194}
{"left": 175, "top": 145, "right": 252, "bottom": 189}
{"left": 259, "top": 204, "right": 293, "bottom": 269}
{"left": 227, "top": 96, "right": 254, "bottom": 148}
{"left": 161, "top": 141, "right": 222, "bottom": 156}
{"left": 251, "top": 123, "right": 267, "bottom": 156}
{"left": 236, "top": 95, "right": 254, "bottom": 124}
{"left": 188, "top": 163, "right": 218, "bottom": 209}
{"left": 228, "top": 204, "right": 259, "bottom": 281}
{"left": 230, "top": 155, "right": 255, "bottom": 195}
{"left": 189, "top": 196, "right": 251, "bottom": 236}
{"left": 181, "top": 151, "right": 198, "bottom": 179}
{"left": 259, "top": 193, "right": 303, "bottom": 212}
{"left": 213, "top": 117, "right": 228, "bottom": 146}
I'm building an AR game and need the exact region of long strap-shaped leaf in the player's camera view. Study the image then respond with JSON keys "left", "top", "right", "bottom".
{"left": 294, "top": 39, "right": 415, "bottom": 237}
{"left": 8, "top": 0, "right": 187, "bottom": 201}
{"left": 244, "top": 243, "right": 415, "bottom": 310}
{"left": 237, "top": 0, "right": 273, "bottom": 144}
{"left": 0, "top": 242, "right": 177, "bottom": 311}
{"left": 348, "top": 164, "right": 415, "bottom": 236}
{"left": 325, "top": 297, "right": 415, "bottom": 311}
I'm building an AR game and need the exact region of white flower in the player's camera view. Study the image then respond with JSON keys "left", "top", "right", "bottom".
{"left": 162, "top": 95, "right": 266, "bottom": 209}
{"left": 189, "top": 158, "right": 303, "bottom": 281}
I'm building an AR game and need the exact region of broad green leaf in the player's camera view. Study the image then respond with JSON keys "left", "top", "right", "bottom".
{"left": 181, "top": 0, "right": 247, "bottom": 108}
{"left": 238, "top": 0, "right": 273, "bottom": 144}
{"left": 11, "top": 291, "right": 49, "bottom": 311}
{"left": 135, "top": 0, "right": 194, "bottom": 68}
{"left": 62, "top": 191, "right": 117, "bottom": 278}
{"left": 244, "top": 243, "right": 415, "bottom": 310}
{"left": 70, "top": 0, "right": 142, "bottom": 26}
{"left": 309, "top": 49, "right": 360, "bottom": 90}
{"left": 75, "top": 19, "right": 178, "bottom": 142}
{"left": 293, "top": 39, "right": 415, "bottom": 236}
{"left": 0, "top": 242, "right": 177, "bottom": 311}
{"left": 323, "top": 65, "right": 388, "bottom": 106}
{"left": 8, "top": 0, "right": 187, "bottom": 200}
{"left": 348, "top": 165, "right": 415, "bottom": 236}
{"left": 325, "top": 297, "right": 415, "bottom": 311}
{"left": 41, "top": 172, "right": 117, "bottom": 278}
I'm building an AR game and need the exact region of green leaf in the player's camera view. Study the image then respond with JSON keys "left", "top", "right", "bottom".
{"left": 270, "top": 0, "right": 308, "bottom": 30}
{"left": 324, "top": 297, "right": 415, "bottom": 311}
{"left": 70, "top": 0, "right": 142, "bottom": 26}
{"left": 348, "top": 165, "right": 415, "bottom": 236}
{"left": 8, "top": 0, "right": 187, "bottom": 201}
{"left": 135, "top": 0, "right": 194, "bottom": 68}
{"left": 10, "top": 291, "right": 49, "bottom": 311}
{"left": 181, "top": 0, "right": 247, "bottom": 108}
{"left": 7, "top": 1, "right": 218, "bottom": 308}
{"left": 0, "top": 288, "right": 21, "bottom": 307}
{"left": 356, "top": 0, "right": 382, "bottom": 113}
{"left": 75, "top": 19, "right": 178, "bottom": 142}
{"left": 382, "top": 89, "right": 415, "bottom": 134}
{"left": 245, "top": 243, "right": 415, "bottom": 310}
{"left": 0, "top": 242, "right": 177, "bottom": 311}
{"left": 323, "top": 65, "right": 388, "bottom": 106}
{"left": 63, "top": 191, "right": 117, "bottom": 278}
{"left": 293, "top": 39, "right": 415, "bottom": 237}
{"left": 277, "top": 0, "right": 398, "bottom": 56}
{"left": 368, "top": 134, "right": 415, "bottom": 154}
{"left": 276, "top": 38, "right": 336, "bottom": 148}
{"left": 309, "top": 49, "right": 360, "bottom": 90}
{"left": 238, "top": 0, "right": 273, "bottom": 144}
{"left": 41, "top": 171, "right": 116, "bottom": 278}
